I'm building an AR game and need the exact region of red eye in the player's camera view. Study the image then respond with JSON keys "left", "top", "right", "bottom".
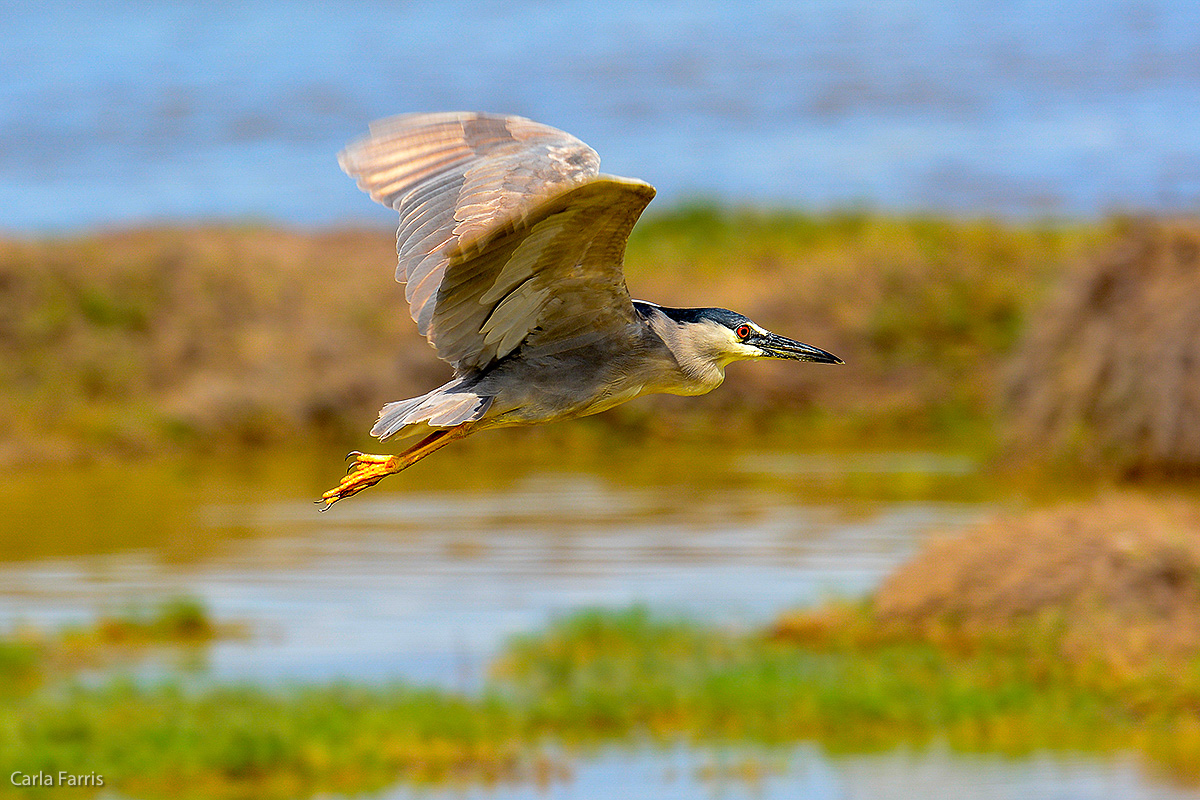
{"left": 736, "top": 325, "right": 751, "bottom": 340}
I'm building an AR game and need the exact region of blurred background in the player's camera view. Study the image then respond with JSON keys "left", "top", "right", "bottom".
{"left": 6, "top": 0, "right": 1200, "bottom": 230}
{"left": 3, "top": 1, "right": 1200, "bottom": 798}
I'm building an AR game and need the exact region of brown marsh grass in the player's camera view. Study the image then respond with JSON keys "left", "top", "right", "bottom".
{"left": 0, "top": 211, "right": 1105, "bottom": 465}
{"left": 1006, "top": 220, "right": 1200, "bottom": 475}
{"left": 777, "top": 492, "right": 1200, "bottom": 670}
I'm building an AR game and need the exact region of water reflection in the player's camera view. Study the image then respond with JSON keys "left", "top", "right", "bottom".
{"left": 377, "top": 745, "right": 1200, "bottom": 800}
{"left": 0, "top": 467, "right": 979, "bottom": 687}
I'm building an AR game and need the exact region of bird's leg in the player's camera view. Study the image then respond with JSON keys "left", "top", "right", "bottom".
{"left": 317, "top": 422, "right": 475, "bottom": 511}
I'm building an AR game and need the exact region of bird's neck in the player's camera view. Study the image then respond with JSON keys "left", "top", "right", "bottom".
{"left": 639, "top": 303, "right": 727, "bottom": 396}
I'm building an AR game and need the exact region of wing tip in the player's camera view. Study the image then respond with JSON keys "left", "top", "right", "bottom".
{"left": 597, "top": 174, "right": 657, "bottom": 202}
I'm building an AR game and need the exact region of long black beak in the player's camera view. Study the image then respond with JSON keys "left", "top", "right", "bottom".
{"left": 750, "top": 331, "right": 843, "bottom": 364}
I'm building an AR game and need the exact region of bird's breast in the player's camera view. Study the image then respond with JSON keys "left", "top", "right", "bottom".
{"left": 583, "top": 382, "right": 647, "bottom": 416}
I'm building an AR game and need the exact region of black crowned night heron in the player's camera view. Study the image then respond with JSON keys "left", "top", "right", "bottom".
{"left": 319, "top": 112, "right": 841, "bottom": 509}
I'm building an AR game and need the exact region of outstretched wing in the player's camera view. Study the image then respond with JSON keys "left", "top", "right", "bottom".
{"left": 339, "top": 112, "right": 655, "bottom": 371}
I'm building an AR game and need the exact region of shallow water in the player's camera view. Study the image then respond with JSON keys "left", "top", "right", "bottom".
{"left": 0, "top": 441, "right": 982, "bottom": 687}
{"left": 4, "top": 0, "right": 1200, "bottom": 231}
{"left": 381, "top": 745, "right": 1200, "bottom": 800}
{"left": 1, "top": 440, "right": 1194, "bottom": 798}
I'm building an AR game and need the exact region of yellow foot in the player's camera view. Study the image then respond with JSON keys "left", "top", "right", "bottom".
{"left": 315, "top": 423, "right": 479, "bottom": 512}
{"left": 317, "top": 451, "right": 400, "bottom": 511}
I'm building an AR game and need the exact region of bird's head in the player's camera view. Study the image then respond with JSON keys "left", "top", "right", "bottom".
{"left": 686, "top": 307, "right": 843, "bottom": 365}
{"left": 637, "top": 302, "right": 842, "bottom": 385}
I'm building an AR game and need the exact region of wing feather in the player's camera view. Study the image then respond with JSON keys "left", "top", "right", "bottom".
{"left": 340, "top": 111, "right": 654, "bottom": 371}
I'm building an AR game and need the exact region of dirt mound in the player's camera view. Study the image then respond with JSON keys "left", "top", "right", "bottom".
{"left": 1005, "top": 221, "right": 1200, "bottom": 475}
{"left": 874, "top": 494, "right": 1200, "bottom": 663}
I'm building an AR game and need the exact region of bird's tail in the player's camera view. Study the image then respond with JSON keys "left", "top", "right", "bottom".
{"left": 371, "top": 382, "right": 493, "bottom": 441}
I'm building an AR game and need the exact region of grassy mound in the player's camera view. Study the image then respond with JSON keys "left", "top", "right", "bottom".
{"left": 772, "top": 494, "right": 1200, "bottom": 672}
{"left": 1006, "top": 221, "right": 1200, "bottom": 475}
{"left": 0, "top": 213, "right": 1098, "bottom": 464}
{"left": 871, "top": 494, "right": 1200, "bottom": 667}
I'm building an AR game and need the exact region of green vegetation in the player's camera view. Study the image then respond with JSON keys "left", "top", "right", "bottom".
{"left": 0, "top": 598, "right": 233, "bottom": 695}
{"left": 0, "top": 638, "right": 40, "bottom": 693}
{"left": 3, "top": 598, "right": 1200, "bottom": 798}
{"left": 501, "top": 607, "right": 1200, "bottom": 778}
{"left": 71, "top": 597, "right": 224, "bottom": 646}
{"left": 2, "top": 683, "right": 531, "bottom": 799}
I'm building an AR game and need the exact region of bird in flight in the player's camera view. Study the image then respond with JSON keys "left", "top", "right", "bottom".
{"left": 319, "top": 112, "right": 841, "bottom": 509}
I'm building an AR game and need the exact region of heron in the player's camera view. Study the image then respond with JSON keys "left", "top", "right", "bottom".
{"left": 319, "top": 112, "right": 841, "bottom": 509}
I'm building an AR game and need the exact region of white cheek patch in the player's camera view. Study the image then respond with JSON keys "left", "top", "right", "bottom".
{"left": 723, "top": 322, "right": 770, "bottom": 360}
{"left": 739, "top": 342, "right": 764, "bottom": 358}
